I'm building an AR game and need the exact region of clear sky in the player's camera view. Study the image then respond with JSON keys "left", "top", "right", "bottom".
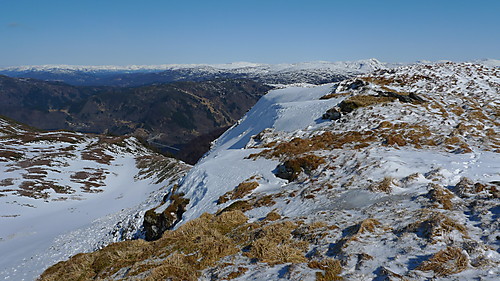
{"left": 1, "top": 0, "right": 499, "bottom": 67}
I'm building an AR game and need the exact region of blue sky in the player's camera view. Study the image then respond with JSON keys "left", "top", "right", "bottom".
{"left": 1, "top": 0, "right": 499, "bottom": 66}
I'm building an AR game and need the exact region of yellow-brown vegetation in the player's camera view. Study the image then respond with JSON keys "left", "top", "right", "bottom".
{"left": 249, "top": 131, "right": 377, "bottom": 160}
{"left": 218, "top": 180, "right": 259, "bottom": 204}
{"left": 277, "top": 154, "right": 326, "bottom": 181}
{"left": 428, "top": 183, "right": 454, "bottom": 210}
{"left": 330, "top": 218, "right": 383, "bottom": 256}
{"left": 360, "top": 76, "right": 397, "bottom": 86}
{"left": 308, "top": 258, "right": 343, "bottom": 281}
{"left": 265, "top": 210, "right": 281, "bottom": 221}
{"left": 245, "top": 221, "right": 308, "bottom": 264}
{"left": 402, "top": 211, "right": 468, "bottom": 240}
{"left": 417, "top": 247, "right": 469, "bottom": 276}
{"left": 369, "top": 177, "right": 395, "bottom": 193}
{"left": 40, "top": 211, "right": 249, "bottom": 281}
{"left": 339, "top": 95, "right": 396, "bottom": 113}
{"left": 225, "top": 267, "right": 248, "bottom": 279}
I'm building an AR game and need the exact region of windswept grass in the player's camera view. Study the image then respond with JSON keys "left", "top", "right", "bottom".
{"left": 401, "top": 211, "right": 468, "bottom": 240}
{"left": 417, "top": 247, "right": 469, "bottom": 276}
{"left": 218, "top": 180, "right": 259, "bottom": 204}
{"left": 39, "top": 209, "right": 335, "bottom": 280}
{"left": 428, "top": 183, "right": 454, "bottom": 210}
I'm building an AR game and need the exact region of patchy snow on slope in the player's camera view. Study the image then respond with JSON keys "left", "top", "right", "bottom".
{"left": 0, "top": 127, "right": 189, "bottom": 280}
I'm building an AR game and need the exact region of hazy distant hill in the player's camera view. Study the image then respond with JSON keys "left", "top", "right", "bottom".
{"left": 0, "top": 76, "right": 271, "bottom": 161}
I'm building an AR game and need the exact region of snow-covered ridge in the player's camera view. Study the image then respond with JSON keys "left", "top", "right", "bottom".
{"left": 170, "top": 62, "right": 498, "bottom": 279}
{"left": 33, "top": 62, "right": 499, "bottom": 280}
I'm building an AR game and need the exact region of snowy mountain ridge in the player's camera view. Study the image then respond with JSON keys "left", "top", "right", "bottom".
{"left": 0, "top": 59, "right": 391, "bottom": 87}
{"left": 0, "top": 59, "right": 386, "bottom": 73}
{"left": 37, "top": 62, "right": 499, "bottom": 280}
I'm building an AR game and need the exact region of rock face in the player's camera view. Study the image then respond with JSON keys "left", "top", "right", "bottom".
{"left": 143, "top": 192, "right": 190, "bottom": 241}
{"left": 322, "top": 107, "right": 342, "bottom": 120}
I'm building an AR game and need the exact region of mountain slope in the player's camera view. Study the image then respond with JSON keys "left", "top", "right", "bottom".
{"left": 39, "top": 62, "right": 499, "bottom": 280}
{"left": 0, "top": 116, "right": 190, "bottom": 280}
{"left": 0, "top": 76, "right": 272, "bottom": 160}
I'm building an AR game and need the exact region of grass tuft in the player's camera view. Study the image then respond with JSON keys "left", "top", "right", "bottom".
{"left": 428, "top": 183, "right": 454, "bottom": 210}
{"left": 308, "top": 258, "right": 343, "bottom": 281}
{"left": 417, "top": 247, "right": 468, "bottom": 276}
{"left": 369, "top": 177, "right": 395, "bottom": 193}
{"left": 218, "top": 180, "right": 259, "bottom": 204}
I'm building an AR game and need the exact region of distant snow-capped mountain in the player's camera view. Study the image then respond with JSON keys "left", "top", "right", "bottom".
{"left": 0, "top": 59, "right": 386, "bottom": 73}
{"left": 0, "top": 59, "right": 389, "bottom": 86}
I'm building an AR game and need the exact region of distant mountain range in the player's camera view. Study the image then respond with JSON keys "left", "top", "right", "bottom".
{"left": 0, "top": 59, "right": 389, "bottom": 86}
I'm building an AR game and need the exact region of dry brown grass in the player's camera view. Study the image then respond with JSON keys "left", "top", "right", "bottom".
{"left": 360, "top": 76, "right": 397, "bottom": 86}
{"left": 225, "top": 267, "right": 248, "bottom": 279}
{"left": 339, "top": 95, "right": 396, "bottom": 113}
{"left": 13, "top": 132, "right": 84, "bottom": 144}
{"left": 39, "top": 203, "right": 351, "bottom": 280}
{"left": 402, "top": 211, "right": 468, "bottom": 240}
{"left": 308, "top": 258, "right": 343, "bottom": 281}
{"left": 428, "top": 183, "right": 454, "bottom": 210}
{"left": 81, "top": 148, "right": 114, "bottom": 165}
{"left": 40, "top": 211, "right": 249, "bottom": 281}
{"left": 375, "top": 122, "right": 441, "bottom": 149}
{"left": 0, "top": 178, "right": 15, "bottom": 187}
{"left": 330, "top": 218, "right": 383, "bottom": 256}
{"left": 135, "top": 155, "right": 188, "bottom": 184}
{"left": 218, "top": 181, "right": 259, "bottom": 204}
{"left": 384, "top": 134, "right": 407, "bottom": 146}
{"left": 369, "top": 177, "right": 395, "bottom": 193}
{"left": 417, "top": 247, "right": 469, "bottom": 276}
{"left": 218, "top": 200, "right": 253, "bottom": 214}
{"left": 319, "top": 93, "right": 338, "bottom": 100}
{"left": 350, "top": 218, "right": 382, "bottom": 235}
{"left": 453, "top": 177, "right": 498, "bottom": 198}
{"left": 245, "top": 221, "right": 308, "bottom": 265}
{"left": 277, "top": 154, "right": 326, "bottom": 181}
{"left": 265, "top": 210, "right": 281, "bottom": 221}
{"left": 292, "top": 221, "right": 330, "bottom": 243}
{"left": 39, "top": 239, "right": 154, "bottom": 281}
{"left": 249, "top": 131, "right": 377, "bottom": 160}
{"left": 0, "top": 150, "right": 24, "bottom": 161}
